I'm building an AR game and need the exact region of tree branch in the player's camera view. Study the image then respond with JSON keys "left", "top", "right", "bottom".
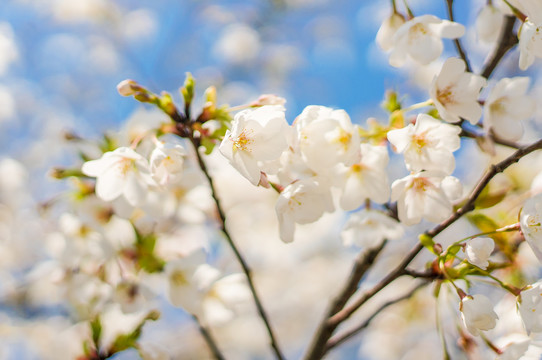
{"left": 459, "top": 126, "right": 522, "bottom": 150}
{"left": 303, "top": 240, "right": 388, "bottom": 360}
{"left": 324, "top": 281, "right": 428, "bottom": 353}
{"left": 445, "top": 0, "right": 472, "bottom": 72}
{"left": 193, "top": 315, "right": 226, "bottom": 360}
{"left": 480, "top": 15, "right": 518, "bottom": 79}
{"left": 302, "top": 137, "right": 542, "bottom": 360}
{"left": 189, "top": 136, "right": 285, "bottom": 360}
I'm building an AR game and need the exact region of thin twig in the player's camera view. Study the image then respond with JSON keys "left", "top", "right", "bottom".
{"left": 480, "top": 15, "right": 518, "bottom": 79}
{"left": 188, "top": 136, "right": 285, "bottom": 360}
{"left": 303, "top": 137, "right": 542, "bottom": 360}
{"left": 193, "top": 315, "right": 226, "bottom": 360}
{"left": 324, "top": 282, "right": 428, "bottom": 352}
{"left": 459, "top": 126, "right": 521, "bottom": 149}
{"left": 303, "top": 241, "right": 388, "bottom": 359}
{"left": 445, "top": 0, "right": 472, "bottom": 72}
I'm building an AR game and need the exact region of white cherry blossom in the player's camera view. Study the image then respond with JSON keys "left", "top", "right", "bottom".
{"left": 518, "top": 1, "right": 542, "bottom": 70}
{"left": 275, "top": 178, "right": 334, "bottom": 243}
{"left": 82, "top": 147, "right": 155, "bottom": 206}
{"left": 387, "top": 113, "right": 461, "bottom": 174}
{"left": 518, "top": 280, "right": 542, "bottom": 333}
{"left": 113, "top": 279, "right": 153, "bottom": 314}
{"left": 165, "top": 249, "right": 217, "bottom": 315}
{"left": 464, "top": 237, "right": 494, "bottom": 270}
{"left": 292, "top": 105, "right": 360, "bottom": 174}
{"left": 484, "top": 77, "right": 535, "bottom": 141}
{"left": 336, "top": 144, "right": 390, "bottom": 210}
{"left": 520, "top": 194, "right": 542, "bottom": 261}
{"left": 150, "top": 134, "right": 187, "bottom": 186}
{"left": 430, "top": 57, "right": 486, "bottom": 124}
{"left": 476, "top": 4, "right": 504, "bottom": 43}
{"left": 460, "top": 294, "right": 499, "bottom": 336}
{"left": 219, "top": 105, "right": 289, "bottom": 186}
{"left": 391, "top": 171, "right": 462, "bottom": 226}
{"left": 341, "top": 209, "right": 403, "bottom": 248}
{"left": 388, "top": 15, "right": 465, "bottom": 67}
{"left": 376, "top": 13, "right": 406, "bottom": 51}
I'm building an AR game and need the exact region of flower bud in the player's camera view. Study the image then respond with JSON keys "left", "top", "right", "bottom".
{"left": 117, "top": 79, "right": 144, "bottom": 96}
{"left": 476, "top": 5, "right": 504, "bottom": 43}
{"left": 464, "top": 237, "right": 494, "bottom": 270}
{"left": 460, "top": 294, "right": 498, "bottom": 335}
{"left": 251, "top": 94, "right": 286, "bottom": 107}
{"left": 376, "top": 13, "right": 405, "bottom": 51}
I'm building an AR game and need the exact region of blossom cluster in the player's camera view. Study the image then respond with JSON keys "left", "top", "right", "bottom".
{"left": 8, "top": 1, "right": 542, "bottom": 359}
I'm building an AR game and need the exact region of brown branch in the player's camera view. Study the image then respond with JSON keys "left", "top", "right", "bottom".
{"left": 459, "top": 126, "right": 521, "bottom": 149}
{"left": 189, "top": 136, "right": 285, "bottom": 360}
{"left": 324, "top": 281, "right": 428, "bottom": 353}
{"left": 481, "top": 15, "right": 518, "bottom": 79}
{"left": 445, "top": 0, "right": 472, "bottom": 72}
{"left": 193, "top": 315, "right": 226, "bottom": 360}
{"left": 303, "top": 240, "right": 388, "bottom": 360}
{"left": 303, "top": 137, "right": 542, "bottom": 360}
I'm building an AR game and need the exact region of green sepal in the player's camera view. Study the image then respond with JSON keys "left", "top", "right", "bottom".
{"left": 426, "top": 108, "right": 439, "bottom": 119}
{"left": 109, "top": 310, "right": 160, "bottom": 354}
{"left": 90, "top": 316, "right": 102, "bottom": 349}
{"left": 381, "top": 90, "right": 401, "bottom": 113}
{"left": 359, "top": 119, "right": 390, "bottom": 145}
{"left": 474, "top": 185, "right": 507, "bottom": 209}
{"left": 419, "top": 234, "right": 436, "bottom": 254}
{"left": 181, "top": 72, "right": 195, "bottom": 108}
{"left": 201, "top": 136, "right": 217, "bottom": 155}
{"left": 443, "top": 244, "right": 462, "bottom": 263}
{"left": 133, "top": 228, "right": 165, "bottom": 273}
{"left": 158, "top": 92, "right": 177, "bottom": 117}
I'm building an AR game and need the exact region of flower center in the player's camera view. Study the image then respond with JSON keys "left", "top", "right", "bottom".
{"left": 233, "top": 129, "right": 254, "bottom": 152}
{"left": 170, "top": 270, "right": 189, "bottom": 286}
{"left": 437, "top": 86, "right": 456, "bottom": 106}
{"left": 410, "top": 177, "right": 432, "bottom": 192}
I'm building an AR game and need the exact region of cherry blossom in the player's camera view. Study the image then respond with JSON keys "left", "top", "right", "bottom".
{"left": 387, "top": 113, "right": 461, "bottom": 175}
{"left": 475, "top": 4, "right": 504, "bottom": 43}
{"left": 520, "top": 194, "right": 542, "bottom": 261}
{"left": 484, "top": 77, "right": 535, "bottom": 141}
{"left": 82, "top": 147, "right": 155, "bottom": 207}
{"left": 460, "top": 294, "right": 499, "bottom": 335}
{"left": 464, "top": 237, "right": 494, "bottom": 270}
{"left": 336, "top": 144, "right": 390, "bottom": 210}
{"left": 518, "top": 1, "right": 542, "bottom": 70}
{"left": 219, "top": 105, "right": 289, "bottom": 186}
{"left": 275, "top": 178, "right": 334, "bottom": 243}
{"left": 391, "top": 171, "right": 462, "bottom": 226}
{"left": 430, "top": 57, "right": 486, "bottom": 124}
{"left": 388, "top": 15, "right": 465, "bottom": 67}
{"left": 150, "top": 134, "right": 187, "bottom": 186}
{"left": 517, "top": 280, "right": 542, "bottom": 333}
{"left": 376, "top": 13, "right": 405, "bottom": 51}
{"left": 341, "top": 209, "right": 403, "bottom": 248}
{"left": 292, "top": 105, "right": 360, "bottom": 174}
{"left": 165, "top": 249, "right": 216, "bottom": 314}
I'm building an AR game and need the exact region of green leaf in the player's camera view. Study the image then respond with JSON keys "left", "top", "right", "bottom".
{"left": 466, "top": 213, "right": 512, "bottom": 258}
{"left": 474, "top": 186, "right": 508, "bottom": 209}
